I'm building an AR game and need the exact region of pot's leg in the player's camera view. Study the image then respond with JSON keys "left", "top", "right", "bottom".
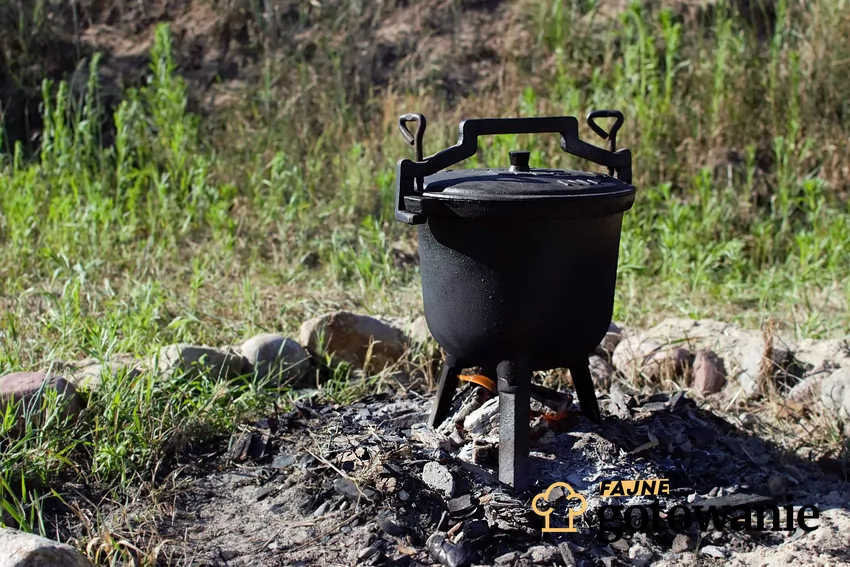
{"left": 570, "top": 358, "right": 601, "bottom": 422}
{"left": 428, "top": 354, "right": 464, "bottom": 428}
{"left": 497, "top": 359, "right": 531, "bottom": 492}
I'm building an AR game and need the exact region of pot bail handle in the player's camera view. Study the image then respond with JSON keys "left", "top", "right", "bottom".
{"left": 398, "top": 113, "right": 427, "bottom": 192}
{"left": 398, "top": 113, "right": 426, "bottom": 162}
{"left": 587, "top": 110, "right": 624, "bottom": 154}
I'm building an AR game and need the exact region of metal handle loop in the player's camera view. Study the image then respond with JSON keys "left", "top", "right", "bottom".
{"left": 586, "top": 110, "right": 624, "bottom": 154}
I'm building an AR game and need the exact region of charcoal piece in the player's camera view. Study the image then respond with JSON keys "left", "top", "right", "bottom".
{"left": 334, "top": 477, "right": 379, "bottom": 503}
{"left": 462, "top": 519, "right": 490, "bottom": 541}
{"left": 447, "top": 494, "right": 476, "bottom": 517}
{"left": 685, "top": 426, "right": 717, "bottom": 447}
{"left": 271, "top": 453, "right": 297, "bottom": 469}
{"left": 298, "top": 454, "right": 317, "bottom": 469}
{"left": 669, "top": 390, "right": 689, "bottom": 411}
{"left": 558, "top": 542, "right": 577, "bottom": 566}
{"left": 687, "top": 492, "right": 775, "bottom": 511}
{"left": 426, "top": 532, "right": 478, "bottom": 567}
{"left": 383, "top": 463, "right": 404, "bottom": 477}
{"left": 378, "top": 516, "right": 408, "bottom": 537}
{"left": 638, "top": 402, "right": 668, "bottom": 412}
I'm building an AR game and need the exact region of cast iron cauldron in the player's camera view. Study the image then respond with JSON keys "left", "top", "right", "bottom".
{"left": 395, "top": 112, "right": 636, "bottom": 491}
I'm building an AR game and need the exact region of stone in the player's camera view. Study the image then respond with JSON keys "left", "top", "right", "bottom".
{"left": 66, "top": 357, "right": 142, "bottom": 391}
{"left": 357, "top": 546, "right": 380, "bottom": 561}
{"left": 793, "top": 338, "right": 850, "bottom": 370}
{"left": 422, "top": 462, "right": 456, "bottom": 498}
{"left": 152, "top": 344, "right": 246, "bottom": 380}
{"left": 0, "top": 527, "right": 95, "bottom": 566}
{"left": 588, "top": 355, "right": 615, "bottom": 389}
{"left": 0, "top": 372, "right": 84, "bottom": 434}
{"left": 240, "top": 333, "right": 310, "bottom": 383}
{"left": 299, "top": 311, "right": 406, "bottom": 371}
{"left": 407, "top": 315, "right": 432, "bottom": 344}
{"left": 598, "top": 322, "right": 624, "bottom": 358}
{"left": 788, "top": 368, "right": 831, "bottom": 403}
{"left": 612, "top": 318, "right": 813, "bottom": 398}
{"left": 612, "top": 335, "right": 663, "bottom": 376}
{"left": 700, "top": 545, "right": 728, "bottom": 558}
{"left": 820, "top": 367, "right": 850, "bottom": 419}
{"left": 333, "top": 478, "right": 379, "bottom": 503}
{"left": 377, "top": 516, "right": 407, "bottom": 537}
{"left": 643, "top": 346, "right": 692, "bottom": 382}
{"left": 767, "top": 473, "right": 788, "bottom": 496}
{"left": 611, "top": 334, "right": 692, "bottom": 383}
{"left": 738, "top": 412, "right": 757, "bottom": 427}
{"left": 312, "top": 501, "right": 330, "bottom": 518}
{"left": 495, "top": 551, "right": 521, "bottom": 565}
{"left": 692, "top": 350, "right": 727, "bottom": 394}
{"left": 528, "top": 545, "right": 560, "bottom": 564}
{"left": 671, "top": 533, "right": 696, "bottom": 553}
{"left": 628, "top": 543, "right": 654, "bottom": 566}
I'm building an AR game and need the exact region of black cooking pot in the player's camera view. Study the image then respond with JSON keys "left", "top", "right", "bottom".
{"left": 395, "top": 113, "right": 635, "bottom": 370}
{"left": 394, "top": 112, "right": 636, "bottom": 491}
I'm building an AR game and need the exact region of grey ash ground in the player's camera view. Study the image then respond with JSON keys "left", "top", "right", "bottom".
{"left": 146, "top": 383, "right": 850, "bottom": 566}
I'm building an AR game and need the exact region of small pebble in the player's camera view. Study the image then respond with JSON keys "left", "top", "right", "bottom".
{"left": 628, "top": 543, "right": 654, "bottom": 566}
{"left": 399, "top": 490, "right": 410, "bottom": 501}
{"left": 687, "top": 493, "right": 702, "bottom": 503}
{"left": 767, "top": 474, "right": 788, "bottom": 496}
{"left": 671, "top": 533, "right": 695, "bottom": 553}
{"left": 377, "top": 517, "right": 407, "bottom": 537}
{"left": 357, "top": 546, "right": 380, "bottom": 561}
{"left": 700, "top": 545, "right": 728, "bottom": 558}
{"left": 422, "top": 461, "right": 456, "bottom": 498}
{"left": 495, "top": 551, "right": 521, "bottom": 565}
{"left": 739, "top": 412, "right": 757, "bottom": 426}
{"left": 313, "top": 501, "right": 330, "bottom": 518}
{"left": 528, "top": 545, "right": 560, "bottom": 564}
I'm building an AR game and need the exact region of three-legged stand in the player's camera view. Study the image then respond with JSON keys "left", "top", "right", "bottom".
{"left": 428, "top": 354, "right": 601, "bottom": 492}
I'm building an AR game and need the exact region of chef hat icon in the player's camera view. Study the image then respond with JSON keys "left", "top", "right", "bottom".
{"left": 531, "top": 482, "right": 587, "bottom": 533}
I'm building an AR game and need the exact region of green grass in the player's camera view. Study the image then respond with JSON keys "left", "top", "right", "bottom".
{"left": 1, "top": 0, "right": 849, "bottom": 562}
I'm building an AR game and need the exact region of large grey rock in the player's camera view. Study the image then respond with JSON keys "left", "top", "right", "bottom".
{"left": 64, "top": 355, "right": 142, "bottom": 391}
{"left": 152, "top": 344, "right": 246, "bottom": 380}
{"left": 0, "top": 372, "right": 84, "bottom": 433}
{"left": 615, "top": 318, "right": 819, "bottom": 397}
{"left": 611, "top": 334, "right": 692, "bottom": 383}
{"left": 0, "top": 527, "right": 94, "bottom": 566}
{"left": 788, "top": 366, "right": 834, "bottom": 403}
{"left": 821, "top": 367, "right": 850, "bottom": 419}
{"left": 792, "top": 338, "right": 850, "bottom": 369}
{"left": 299, "top": 311, "right": 406, "bottom": 371}
{"left": 240, "top": 333, "right": 310, "bottom": 383}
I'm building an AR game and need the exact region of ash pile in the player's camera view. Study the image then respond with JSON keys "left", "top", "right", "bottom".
{"left": 184, "top": 374, "right": 849, "bottom": 567}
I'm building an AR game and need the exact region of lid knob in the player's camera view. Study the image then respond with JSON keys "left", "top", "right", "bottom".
{"left": 509, "top": 151, "right": 531, "bottom": 173}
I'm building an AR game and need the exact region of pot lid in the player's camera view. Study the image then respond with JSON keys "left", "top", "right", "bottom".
{"left": 393, "top": 112, "right": 637, "bottom": 224}
{"left": 421, "top": 151, "right": 633, "bottom": 200}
